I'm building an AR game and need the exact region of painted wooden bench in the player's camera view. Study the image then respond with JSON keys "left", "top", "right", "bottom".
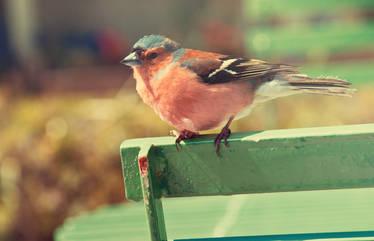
{"left": 55, "top": 123, "right": 374, "bottom": 241}
{"left": 121, "top": 123, "right": 374, "bottom": 241}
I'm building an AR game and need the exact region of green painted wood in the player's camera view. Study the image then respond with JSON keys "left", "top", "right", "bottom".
{"left": 137, "top": 145, "right": 167, "bottom": 241}
{"left": 176, "top": 231, "right": 374, "bottom": 241}
{"left": 121, "top": 146, "right": 142, "bottom": 201}
{"left": 121, "top": 124, "right": 374, "bottom": 201}
{"left": 54, "top": 188, "right": 374, "bottom": 241}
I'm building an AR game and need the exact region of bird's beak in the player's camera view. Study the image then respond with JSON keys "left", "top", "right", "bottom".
{"left": 120, "top": 52, "right": 142, "bottom": 66}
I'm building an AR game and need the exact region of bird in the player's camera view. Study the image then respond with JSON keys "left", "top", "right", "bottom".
{"left": 121, "top": 35, "right": 354, "bottom": 154}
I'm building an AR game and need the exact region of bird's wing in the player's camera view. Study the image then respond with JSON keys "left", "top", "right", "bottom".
{"left": 180, "top": 55, "right": 298, "bottom": 88}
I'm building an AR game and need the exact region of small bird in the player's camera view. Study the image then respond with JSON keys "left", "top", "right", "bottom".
{"left": 121, "top": 35, "right": 354, "bottom": 153}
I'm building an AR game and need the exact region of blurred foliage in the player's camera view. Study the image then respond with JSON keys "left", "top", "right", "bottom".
{"left": 0, "top": 83, "right": 172, "bottom": 241}
{"left": 245, "top": 0, "right": 374, "bottom": 21}
{"left": 247, "top": 22, "right": 374, "bottom": 60}
{"left": 243, "top": 0, "right": 374, "bottom": 62}
{"left": 301, "top": 61, "right": 374, "bottom": 86}
{"left": 1, "top": 80, "right": 374, "bottom": 240}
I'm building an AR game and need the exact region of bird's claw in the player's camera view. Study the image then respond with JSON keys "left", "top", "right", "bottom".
{"left": 174, "top": 130, "right": 198, "bottom": 151}
{"left": 214, "top": 127, "right": 231, "bottom": 154}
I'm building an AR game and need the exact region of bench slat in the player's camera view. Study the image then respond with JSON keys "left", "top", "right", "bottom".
{"left": 175, "top": 231, "right": 374, "bottom": 241}
{"left": 121, "top": 124, "right": 374, "bottom": 201}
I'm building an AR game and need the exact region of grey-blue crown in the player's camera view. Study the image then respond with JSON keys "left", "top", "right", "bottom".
{"left": 133, "top": 35, "right": 180, "bottom": 52}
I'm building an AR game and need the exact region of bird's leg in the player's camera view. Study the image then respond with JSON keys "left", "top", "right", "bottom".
{"left": 171, "top": 129, "right": 199, "bottom": 151}
{"left": 214, "top": 116, "right": 234, "bottom": 154}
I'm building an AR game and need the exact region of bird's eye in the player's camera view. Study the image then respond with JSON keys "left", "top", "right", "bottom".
{"left": 148, "top": 52, "right": 158, "bottom": 59}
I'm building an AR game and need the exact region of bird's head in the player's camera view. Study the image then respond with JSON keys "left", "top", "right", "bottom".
{"left": 121, "top": 35, "right": 181, "bottom": 68}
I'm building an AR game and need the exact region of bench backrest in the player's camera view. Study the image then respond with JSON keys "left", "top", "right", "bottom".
{"left": 120, "top": 124, "right": 374, "bottom": 241}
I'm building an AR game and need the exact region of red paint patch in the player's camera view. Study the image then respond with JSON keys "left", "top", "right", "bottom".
{"left": 138, "top": 156, "right": 148, "bottom": 175}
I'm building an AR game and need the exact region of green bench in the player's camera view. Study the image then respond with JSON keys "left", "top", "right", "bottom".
{"left": 121, "top": 123, "right": 374, "bottom": 241}
{"left": 55, "top": 123, "right": 374, "bottom": 241}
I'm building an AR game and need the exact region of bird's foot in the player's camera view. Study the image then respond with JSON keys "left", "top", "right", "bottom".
{"left": 214, "top": 116, "right": 234, "bottom": 154}
{"left": 214, "top": 126, "right": 231, "bottom": 154}
{"left": 171, "top": 130, "right": 199, "bottom": 151}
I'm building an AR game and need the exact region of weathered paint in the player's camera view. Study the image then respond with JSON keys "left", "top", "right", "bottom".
{"left": 139, "top": 156, "right": 148, "bottom": 176}
{"left": 121, "top": 124, "right": 374, "bottom": 201}
{"left": 136, "top": 145, "right": 167, "bottom": 241}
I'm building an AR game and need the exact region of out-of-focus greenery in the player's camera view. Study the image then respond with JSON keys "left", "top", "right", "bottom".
{"left": 247, "top": 22, "right": 374, "bottom": 59}
{"left": 245, "top": 0, "right": 374, "bottom": 20}
{"left": 0, "top": 82, "right": 172, "bottom": 241}
{"left": 302, "top": 61, "right": 374, "bottom": 86}
{"left": 1, "top": 78, "right": 374, "bottom": 240}
{"left": 243, "top": 0, "right": 374, "bottom": 62}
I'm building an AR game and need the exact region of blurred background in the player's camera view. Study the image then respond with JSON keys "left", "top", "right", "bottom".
{"left": 0, "top": 0, "right": 373, "bottom": 240}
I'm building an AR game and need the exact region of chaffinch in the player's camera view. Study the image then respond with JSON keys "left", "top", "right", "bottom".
{"left": 121, "top": 35, "right": 353, "bottom": 153}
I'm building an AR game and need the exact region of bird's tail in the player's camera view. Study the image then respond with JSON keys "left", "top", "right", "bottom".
{"left": 275, "top": 72, "right": 355, "bottom": 97}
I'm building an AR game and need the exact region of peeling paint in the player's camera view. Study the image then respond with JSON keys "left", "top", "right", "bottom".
{"left": 144, "top": 177, "right": 150, "bottom": 206}
{"left": 139, "top": 156, "right": 148, "bottom": 176}
{"left": 138, "top": 156, "right": 151, "bottom": 205}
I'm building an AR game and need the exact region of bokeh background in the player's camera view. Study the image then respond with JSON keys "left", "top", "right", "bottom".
{"left": 0, "top": 0, "right": 374, "bottom": 241}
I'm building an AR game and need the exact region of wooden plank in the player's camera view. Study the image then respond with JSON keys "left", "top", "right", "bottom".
{"left": 137, "top": 144, "right": 167, "bottom": 241}
{"left": 176, "top": 231, "right": 374, "bottom": 241}
{"left": 121, "top": 124, "right": 374, "bottom": 201}
{"left": 55, "top": 188, "right": 374, "bottom": 241}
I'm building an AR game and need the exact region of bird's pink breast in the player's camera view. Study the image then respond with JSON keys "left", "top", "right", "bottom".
{"left": 134, "top": 64, "right": 253, "bottom": 132}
